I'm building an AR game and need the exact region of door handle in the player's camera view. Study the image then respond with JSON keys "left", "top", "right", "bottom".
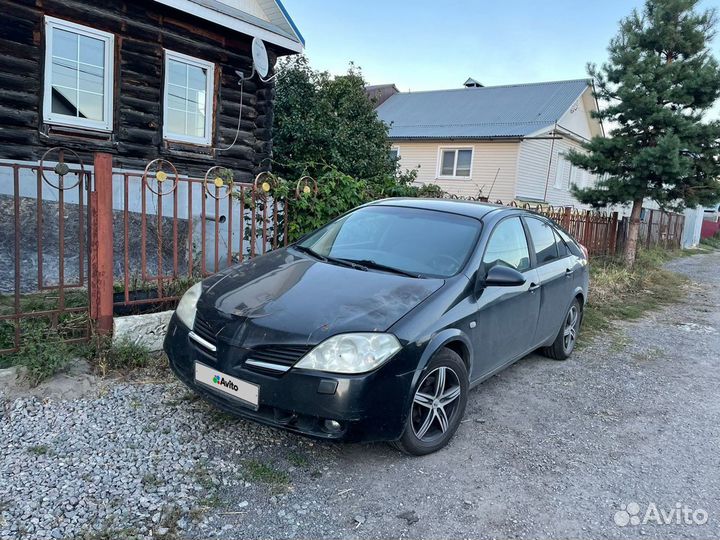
{"left": 528, "top": 282, "right": 540, "bottom": 292}
{"left": 565, "top": 268, "right": 574, "bottom": 277}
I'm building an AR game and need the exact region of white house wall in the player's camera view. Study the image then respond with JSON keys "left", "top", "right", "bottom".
{"left": 394, "top": 141, "right": 519, "bottom": 202}
{"left": 557, "top": 89, "right": 596, "bottom": 140}
{"left": 516, "top": 136, "right": 597, "bottom": 208}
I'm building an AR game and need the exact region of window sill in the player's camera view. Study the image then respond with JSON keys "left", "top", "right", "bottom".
{"left": 436, "top": 176, "right": 472, "bottom": 181}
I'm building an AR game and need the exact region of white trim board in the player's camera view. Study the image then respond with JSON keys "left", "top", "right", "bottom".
{"left": 153, "top": 0, "right": 304, "bottom": 52}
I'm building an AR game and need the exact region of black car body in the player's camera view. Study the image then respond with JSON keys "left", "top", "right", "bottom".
{"left": 164, "top": 199, "right": 589, "bottom": 453}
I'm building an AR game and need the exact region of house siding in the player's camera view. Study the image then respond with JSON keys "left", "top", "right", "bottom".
{"left": 516, "top": 136, "right": 596, "bottom": 207}
{"left": 0, "top": 0, "right": 282, "bottom": 179}
{"left": 395, "top": 141, "right": 519, "bottom": 202}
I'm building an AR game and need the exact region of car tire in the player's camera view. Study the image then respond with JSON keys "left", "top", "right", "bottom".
{"left": 392, "top": 348, "right": 469, "bottom": 456}
{"left": 543, "top": 298, "right": 582, "bottom": 360}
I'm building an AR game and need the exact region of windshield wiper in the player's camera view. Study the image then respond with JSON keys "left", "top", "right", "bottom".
{"left": 339, "top": 259, "right": 422, "bottom": 278}
{"left": 294, "top": 246, "right": 365, "bottom": 271}
{"left": 293, "top": 244, "right": 328, "bottom": 262}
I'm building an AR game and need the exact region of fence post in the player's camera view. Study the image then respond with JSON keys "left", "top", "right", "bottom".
{"left": 90, "top": 153, "right": 114, "bottom": 334}
{"left": 609, "top": 211, "right": 619, "bottom": 255}
{"left": 563, "top": 207, "right": 571, "bottom": 230}
{"left": 646, "top": 209, "right": 654, "bottom": 248}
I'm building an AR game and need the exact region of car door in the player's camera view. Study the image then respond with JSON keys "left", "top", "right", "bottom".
{"left": 523, "top": 216, "right": 575, "bottom": 346}
{"left": 470, "top": 216, "right": 541, "bottom": 379}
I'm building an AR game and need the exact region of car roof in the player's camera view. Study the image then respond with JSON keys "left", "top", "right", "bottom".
{"left": 368, "top": 198, "right": 508, "bottom": 220}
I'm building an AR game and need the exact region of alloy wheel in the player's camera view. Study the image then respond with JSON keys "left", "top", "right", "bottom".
{"left": 411, "top": 366, "right": 463, "bottom": 442}
{"left": 563, "top": 305, "right": 579, "bottom": 353}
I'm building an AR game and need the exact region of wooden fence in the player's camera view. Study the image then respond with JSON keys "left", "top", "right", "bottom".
{"left": 446, "top": 196, "right": 685, "bottom": 258}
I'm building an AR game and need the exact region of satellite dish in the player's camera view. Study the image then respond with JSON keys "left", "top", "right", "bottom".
{"left": 252, "top": 37, "right": 269, "bottom": 79}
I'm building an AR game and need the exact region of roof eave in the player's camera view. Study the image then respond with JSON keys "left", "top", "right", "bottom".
{"left": 153, "top": 0, "right": 304, "bottom": 53}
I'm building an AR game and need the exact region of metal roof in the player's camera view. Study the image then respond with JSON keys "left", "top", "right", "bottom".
{"left": 376, "top": 79, "right": 591, "bottom": 140}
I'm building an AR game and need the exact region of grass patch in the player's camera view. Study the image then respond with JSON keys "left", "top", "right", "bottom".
{"left": 287, "top": 451, "right": 309, "bottom": 468}
{"left": 27, "top": 444, "right": 52, "bottom": 456}
{"left": 10, "top": 323, "right": 74, "bottom": 386}
{"left": 700, "top": 232, "right": 720, "bottom": 250}
{"left": 244, "top": 460, "right": 290, "bottom": 486}
{"left": 582, "top": 247, "right": 689, "bottom": 343}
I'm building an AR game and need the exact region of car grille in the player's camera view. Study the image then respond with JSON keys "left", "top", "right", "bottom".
{"left": 244, "top": 345, "right": 312, "bottom": 375}
{"left": 192, "top": 312, "right": 217, "bottom": 346}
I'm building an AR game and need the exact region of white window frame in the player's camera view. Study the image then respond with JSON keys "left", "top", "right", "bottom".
{"left": 163, "top": 50, "right": 215, "bottom": 146}
{"left": 43, "top": 16, "right": 115, "bottom": 132}
{"left": 390, "top": 146, "right": 401, "bottom": 161}
{"left": 436, "top": 146, "right": 474, "bottom": 179}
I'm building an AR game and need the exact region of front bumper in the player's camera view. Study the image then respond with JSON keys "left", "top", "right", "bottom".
{"left": 163, "top": 315, "right": 416, "bottom": 443}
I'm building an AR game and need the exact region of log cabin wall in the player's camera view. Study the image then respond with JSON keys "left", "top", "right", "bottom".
{"left": 0, "top": 0, "right": 284, "bottom": 179}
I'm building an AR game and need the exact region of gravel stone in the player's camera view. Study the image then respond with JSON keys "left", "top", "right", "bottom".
{"left": 1, "top": 251, "right": 719, "bottom": 539}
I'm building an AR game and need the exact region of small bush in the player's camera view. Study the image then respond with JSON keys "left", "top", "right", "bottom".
{"left": 92, "top": 337, "right": 152, "bottom": 375}
{"left": 13, "top": 322, "right": 72, "bottom": 387}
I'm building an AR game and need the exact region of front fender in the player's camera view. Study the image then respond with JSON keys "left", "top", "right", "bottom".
{"left": 397, "top": 329, "right": 474, "bottom": 426}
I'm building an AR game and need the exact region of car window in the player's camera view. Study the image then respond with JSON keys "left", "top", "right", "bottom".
{"left": 554, "top": 229, "right": 569, "bottom": 257}
{"left": 482, "top": 217, "right": 530, "bottom": 272}
{"left": 298, "top": 206, "right": 482, "bottom": 278}
{"left": 525, "top": 217, "right": 560, "bottom": 265}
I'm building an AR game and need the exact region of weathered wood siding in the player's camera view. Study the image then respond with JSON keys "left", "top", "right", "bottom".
{"left": 0, "top": 0, "right": 284, "bottom": 179}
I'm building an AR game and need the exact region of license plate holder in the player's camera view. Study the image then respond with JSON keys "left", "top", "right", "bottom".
{"left": 194, "top": 362, "right": 259, "bottom": 410}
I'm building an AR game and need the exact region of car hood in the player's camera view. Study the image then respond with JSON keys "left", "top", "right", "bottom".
{"left": 196, "top": 248, "right": 444, "bottom": 348}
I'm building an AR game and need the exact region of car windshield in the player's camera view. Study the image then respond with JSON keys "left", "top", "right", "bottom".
{"left": 296, "top": 205, "right": 481, "bottom": 278}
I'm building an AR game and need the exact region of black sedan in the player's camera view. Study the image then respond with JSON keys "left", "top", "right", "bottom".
{"left": 164, "top": 199, "right": 589, "bottom": 455}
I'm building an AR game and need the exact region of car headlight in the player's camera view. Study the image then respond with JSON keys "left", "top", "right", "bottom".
{"left": 294, "top": 333, "right": 401, "bottom": 374}
{"left": 175, "top": 282, "right": 202, "bottom": 329}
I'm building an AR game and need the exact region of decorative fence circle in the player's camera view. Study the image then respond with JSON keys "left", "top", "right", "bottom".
{"left": 253, "top": 171, "right": 279, "bottom": 200}
{"left": 294, "top": 175, "right": 317, "bottom": 198}
{"left": 39, "top": 147, "right": 85, "bottom": 190}
{"left": 203, "top": 166, "right": 235, "bottom": 200}
{"left": 143, "top": 159, "right": 179, "bottom": 196}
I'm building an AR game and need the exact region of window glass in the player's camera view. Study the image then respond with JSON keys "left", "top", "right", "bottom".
{"left": 526, "top": 217, "right": 559, "bottom": 264}
{"left": 50, "top": 28, "right": 106, "bottom": 121}
{"left": 482, "top": 218, "right": 530, "bottom": 272}
{"left": 440, "top": 151, "right": 455, "bottom": 176}
{"left": 164, "top": 53, "right": 212, "bottom": 143}
{"left": 299, "top": 206, "right": 481, "bottom": 278}
{"left": 440, "top": 149, "right": 473, "bottom": 177}
{"left": 455, "top": 149, "right": 472, "bottom": 176}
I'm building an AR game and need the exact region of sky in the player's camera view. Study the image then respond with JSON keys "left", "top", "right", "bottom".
{"left": 281, "top": 0, "right": 720, "bottom": 117}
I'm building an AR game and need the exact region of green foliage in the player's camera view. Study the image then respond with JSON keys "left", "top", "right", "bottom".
{"left": 568, "top": 0, "right": 720, "bottom": 213}
{"left": 700, "top": 231, "right": 720, "bottom": 249}
{"left": 244, "top": 460, "right": 290, "bottom": 486}
{"left": 12, "top": 322, "right": 72, "bottom": 387}
{"left": 286, "top": 170, "right": 367, "bottom": 241}
{"left": 80, "top": 335, "right": 153, "bottom": 376}
{"left": 102, "top": 339, "right": 152, "bottom": 371}
{"left": 273, "top": 56, "right": 396, "bottom": 183}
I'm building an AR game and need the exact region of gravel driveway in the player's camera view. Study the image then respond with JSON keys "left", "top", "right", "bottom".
{"left": 1, "top": 251, "right": 719, "bottom": 540}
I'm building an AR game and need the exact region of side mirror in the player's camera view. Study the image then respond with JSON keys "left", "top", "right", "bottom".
{"left": 482, "top": 265, "right": 526, "bottom": 288}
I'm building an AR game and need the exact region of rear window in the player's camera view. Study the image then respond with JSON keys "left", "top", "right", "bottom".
{"left": 525, "top": 217, "right": 560, "bottom": 264}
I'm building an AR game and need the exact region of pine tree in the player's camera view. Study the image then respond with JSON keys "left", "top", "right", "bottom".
{"left": 568, "top": 0, "right": 720, "bottom": 265}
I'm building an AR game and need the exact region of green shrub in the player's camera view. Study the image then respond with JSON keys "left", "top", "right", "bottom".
{"left": 700, "top": 232, "right": 720, "bottom": 249}
{"left": 88, "top": 336, "right": 152, "bottom": 375}
{"left": 13, "top": 322, "right": 72, "bottom": 387}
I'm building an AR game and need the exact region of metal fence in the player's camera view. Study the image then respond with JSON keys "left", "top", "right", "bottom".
{"left": 0, "top": 151, "right": 686, "bottom": 354}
